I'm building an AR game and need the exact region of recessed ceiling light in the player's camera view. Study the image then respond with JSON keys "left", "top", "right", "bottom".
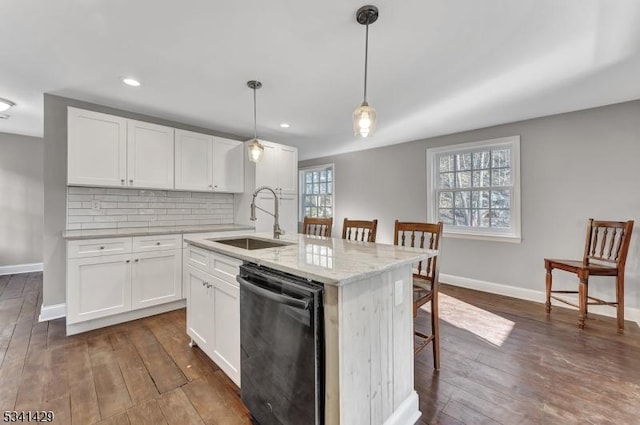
{"left": 0, "top": 98, "right": 15, "bottom": 112}
{"left": 122, "top": 78, "right": 141, "bottom": 87}
{"left": 279, "top": 123, "right": 290, "bottom": 128}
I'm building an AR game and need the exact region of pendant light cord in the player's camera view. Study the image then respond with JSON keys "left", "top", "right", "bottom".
{"left": 363, "top": 21, "right": 369, "bottom": 103}
{"left": 253, "top": 87, "right": 258, "bottom": 139}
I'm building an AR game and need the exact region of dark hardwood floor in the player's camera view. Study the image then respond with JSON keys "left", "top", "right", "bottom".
{"left": 1, "top": 273, "right": 639, "bottom": 424}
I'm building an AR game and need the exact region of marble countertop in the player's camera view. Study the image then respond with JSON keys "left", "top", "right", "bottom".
{"left": 63, "top": 224, "right": 255, "bottom": 240}
{"left": 185, "top": 232, "right": 437, "bottom": 286}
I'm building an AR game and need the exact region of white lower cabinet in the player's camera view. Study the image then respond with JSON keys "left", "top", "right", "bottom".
{"left": 66, "top": 236, "right": 183, "bottom": 326}
{"left": 131, "top": 249, "right": 182, "bottom": 309}
{"left": 185, "top": 248, "right": 241, "bottom": 387}
{"left": 211, "top": 275, "right": 240, "bottom": 383}
{"left": 67, "top": 253, "right": 132, "bottom": 324}
{"left": 186, "top": 267, "right": 215, "bottom": 348}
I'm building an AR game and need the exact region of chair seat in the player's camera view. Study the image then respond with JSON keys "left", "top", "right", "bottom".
{"left": 413, "top": 278, "right": 433, "bottom": 316}
{"left": 545, "top": 258, "right": 618, "bottom": 276}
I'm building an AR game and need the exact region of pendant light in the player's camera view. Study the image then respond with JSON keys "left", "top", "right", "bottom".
{"left": 353, "top": 5, "right": 379, "bottom": 138}
{"left": 247, "top": 80, "right": 264, "bottom": 162}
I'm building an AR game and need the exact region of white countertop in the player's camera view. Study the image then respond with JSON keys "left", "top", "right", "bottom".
{"left": 62, "top": 224, "right": 255, "bottom": 240}
{"left": 185, "top": 232, "right": 437, "bottom": 286}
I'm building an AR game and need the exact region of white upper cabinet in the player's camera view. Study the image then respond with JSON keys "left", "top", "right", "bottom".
{"left": 127, "top": 120, "right": 175, "bottom": 189}
{"left": 211, "top": 136, "right": 244, "bottom": 193}
{"left": 255, "top": 140, "right": 298, "bottom": 194}
{"left": 175, "top": 129, "right": 213, "bottom": 191}
{"left": 68, "top": 107, "right": 127, "bottom": 187}
{"left": 68, "top": 108, "right": 174, "bottom": 189}
{"left": 277, "top": 145, "right": 298, "bottom": 193}
{"left": 175, "top": 130, "right": 244, "bottom": 193}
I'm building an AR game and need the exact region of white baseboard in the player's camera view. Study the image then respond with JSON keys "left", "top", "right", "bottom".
{"left": 0, "top": 262, "right": 43, "bottom": 276}
{"left": 384, "top": 391, "right": 421, "bottom": 425}
{"left": 39, "top": 303, "right": 67, "bottom": 322}
{"left": 441, "top": 273, "right": 640, "bottom": 325}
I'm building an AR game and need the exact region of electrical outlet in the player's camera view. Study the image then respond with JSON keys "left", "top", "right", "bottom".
{"left": 394, "top": 280, "right": 403, "bottom": 306}
{"left": 91, "top": 200, "right": 101, "bottom": 211}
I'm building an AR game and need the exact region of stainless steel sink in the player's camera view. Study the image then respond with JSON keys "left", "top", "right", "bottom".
{"left": 207, "top": 237, "right": 293, "bottom": 250}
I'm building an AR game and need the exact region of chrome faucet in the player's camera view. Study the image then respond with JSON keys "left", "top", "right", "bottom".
{"left": 250, "top": 186, "right": 285, "bottom": 239}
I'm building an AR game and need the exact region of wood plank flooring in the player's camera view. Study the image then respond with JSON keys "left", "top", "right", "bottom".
{"left": 1, "top": 273, "right": 639, "bottom": 424}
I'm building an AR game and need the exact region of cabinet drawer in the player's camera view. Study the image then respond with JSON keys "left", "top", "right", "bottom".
{"left": 210, "top": 252, "right": 241, "bottom": 285}
{"left": 68, "top": 237, "right": 132, "bottom": 258}
{"left": 186, "top": 245, "right": 210, "bottom": 272}
{"left": 133, "top": 234, "right": 182, "bottom": 252}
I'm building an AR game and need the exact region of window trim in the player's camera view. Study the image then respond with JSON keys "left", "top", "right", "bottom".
{"left": 426, "top": 136, "right": 521, "bottom": 243}
{"left": 299, "top": 163, "right": 335, "bottom": 220}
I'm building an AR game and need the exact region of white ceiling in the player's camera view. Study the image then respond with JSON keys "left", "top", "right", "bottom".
{"left": 2, "top": 0, "right": 640, "bottom": 160}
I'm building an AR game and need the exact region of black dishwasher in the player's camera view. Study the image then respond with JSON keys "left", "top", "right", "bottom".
{"left": 237, "top": 263, "right": 324, "bottom": 425}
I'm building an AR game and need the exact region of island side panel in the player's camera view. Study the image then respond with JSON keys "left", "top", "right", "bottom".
{"left": 392, "top": 266, "right": 415, "bottom": 410}
{"left": 339, "top": 272, "right": 373, "bottom": 425}
{"left": 336, "top": 264, "right": 416, "bottom": 425}
{"left": 324, "top": 284, "right": 340, "bottom": 425}
{"left": 370, "top": 267, "right": 394, "bottom": 422}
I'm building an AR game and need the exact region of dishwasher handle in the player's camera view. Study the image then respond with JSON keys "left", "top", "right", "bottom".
{"left": 237, "top": 275, "right": 311, "bottom": 310}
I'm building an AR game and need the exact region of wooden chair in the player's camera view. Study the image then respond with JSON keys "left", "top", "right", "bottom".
{"left": 302, "top": 217, "right": 333, "bottom": 237}
{"left": 341, "top": 218, "right": 378, "bottom": 242}
{"left": 394, "top": 220, "right": 443, "bottom": 369}
{"left": 545, "top": 219, "right": 634, "bottom": 333}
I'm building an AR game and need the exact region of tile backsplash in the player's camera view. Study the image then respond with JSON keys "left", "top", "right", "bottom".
{"left": 67, "top": 186, "right": 234, "bottom": 230}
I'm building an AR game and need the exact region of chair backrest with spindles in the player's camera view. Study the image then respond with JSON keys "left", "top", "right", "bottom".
{"left": 393, "top": 220, "right": 443, "bottom": 284}
{"left": 302, "top": 217, "right": 333, "bottom": 237}
{"left": 582, "top": 219, "right": 634, "bottom": 270}
{"left": 342, "top": 218, "right": 378, "bottom": 243}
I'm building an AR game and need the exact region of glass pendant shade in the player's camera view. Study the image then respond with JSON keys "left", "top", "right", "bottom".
{"left": 247, "top": 139, "right": 264, "bottom": 162}
{"left": 353, "top": 101, "right": 377, "bottom": 138}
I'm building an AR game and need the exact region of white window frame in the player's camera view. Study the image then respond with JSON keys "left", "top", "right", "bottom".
{"left": 426, "top": 136, "right": 521, "bottom": 243}
{"left": 299, "top": 163, "right": 335, "bottom": 219}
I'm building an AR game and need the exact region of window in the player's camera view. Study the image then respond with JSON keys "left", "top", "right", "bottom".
{"left": 299, "top": 164, "right": 334, "bottom": 219}
{"left": 426, "top": 136, "right": 521, "bottom": 242}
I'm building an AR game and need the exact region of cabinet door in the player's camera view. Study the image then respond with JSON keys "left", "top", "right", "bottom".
{"left": 175, "top": 129, "right": 213, "bottom": 191}
{"left": 211, "top": 137, "right": 244, "bottom": 193}
{"left": 131, "top": 249, "right": 182, "bottom": 309}
{"left": 255, "top": 141, "right": 278, "bottom": 189}
{"left": 127, "top": 120, "right": 175, "bottom": 189}
{"left": 185, "top": 266, "right": 214, "bottom": 350}
{"left": 212, "top": 275, "right": 240, "bottom": 386}
{"left": 253, "top": 193, "right": 277, "bottom": 234}
{"left": 68, "top": 107, "right": 127, "bottom": 187}
{"left": 278, "top": 194, "right": 299, "bottom": 235}
{"left": 67, "top": 254, "right": 132, "bottom": 324}
{"left": 277, "top": 145, "right": 298, "bottom": 194}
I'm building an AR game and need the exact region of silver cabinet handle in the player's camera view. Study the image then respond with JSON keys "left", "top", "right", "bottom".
{"left": 129, "top": 179, "right": 134, "bottom": 185}
{"left": 209, "top": 184, "right": 213, "bottom": 189}
{"left": 214, "top": 185, "right": 218, "bottom": 188}
{"left": 206, "top": 283, "right": 212, "bottom": 288}
{"left": 121, "top": 179, "right": 125, "bottom": 185}
{"left": 202, "top": 281, "right": 207, "bottom": 286}
{"left": 100, "top": 246, "right": 105, "bottom": 250}
{"left": 156, "top": 242, "right": 161, "bottom": 246}
{"left": 134, "top": 259, "right": 139, "bottom": 262}
{"left": 126, "top": 259, "right": 130, "bottom": 263}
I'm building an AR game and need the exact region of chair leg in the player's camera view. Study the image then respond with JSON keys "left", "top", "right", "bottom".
{"left": 578, "top": 274, "right": 588, "bottom": 329}
{"left": 431, "top": 295, "right": 440, "bottom": 370}
{"left": 616, "top": 274, "right": 625, "bottom": 334}
{"left": 545, "top": 265, "right": 552, "bottom": 314}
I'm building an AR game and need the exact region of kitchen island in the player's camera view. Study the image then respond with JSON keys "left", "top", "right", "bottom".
{"left": 184, "top": 232, "right": 437, "bottom": 425}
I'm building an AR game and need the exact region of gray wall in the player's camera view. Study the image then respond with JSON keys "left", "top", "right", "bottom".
{"left": 300, "top": 100, "right": 640, "bottom": 310}
{"left": 0, "top": 132, "right": 43, "bottom": 268}
{"left": 43, "top": 94, "right": 242, "bottom": 308}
